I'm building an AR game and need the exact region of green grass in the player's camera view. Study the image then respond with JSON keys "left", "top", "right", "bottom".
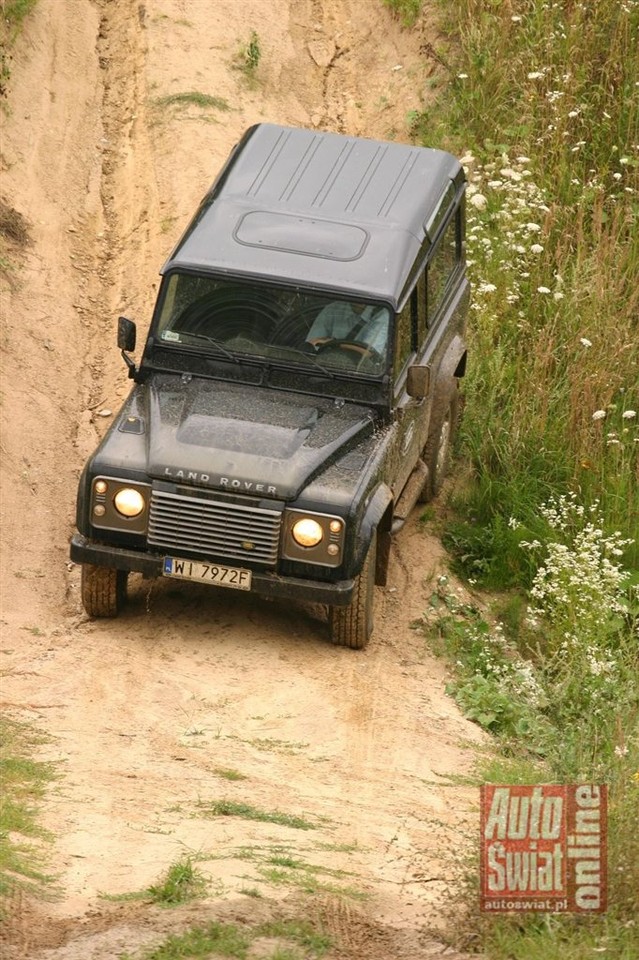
{"left": 239, "top": 884, "right": 262, "bottom": 898}
{"left": 235, "top": 30, "right": 261, "bottom": 78}
{"left": 153, "top": 92, "right": 230, "bottom": 110}
{"left": 102, "top": 856, "right": 208, "bottom": 906}
{"left": 2, "top": 0, "right": 38, "bottom": 22}
{"left": 421, "top": 0, "right": 639, "bottom": 584}
{"left": 256, "top": 864, "right": 368, "bottom": 902}
{"left": 0, "top": 718, "right": 55, "bottom": 902}
{"left": 256, "top": 920, "right": 331, "bottom": 954}
{"left": 414, "top": 8, "right": 639, "bottom": 953}
{"left": 417, "top": 566, "right": 639, "bottom": 956}
{"left": 121, "top": 921, "right": 250, "bottom": 959}
{"left": 213, "top": 766, "right": 248, "bottom": 782}
{"left": 0, "top": 0, "right": 38, "bottom": 97}
{"left": 120, "top": 916, "right": 332, "bottom": 960}
{"left": 382, "top": 0, "right": 423, "bottom": 27}
{"left": 195, "top": 800, "right": 317, "bottom": 831}
{"left": 146, "top": 857, "right": 208, "bottom": 905}
{"left": 180, "top": 841, "right": 365, "bottom": 903}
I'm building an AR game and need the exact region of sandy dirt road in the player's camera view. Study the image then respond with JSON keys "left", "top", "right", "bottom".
{"left": 0, "top": 2, "right": 482, "bottom": 957}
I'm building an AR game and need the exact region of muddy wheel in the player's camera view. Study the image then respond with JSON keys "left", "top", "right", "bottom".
{"left": 81, "top": 564, "right": 127, "bottom": 618}
{"left": 419, "top": 392, "right": 459, "bottom": 502}
{"left": 329, "top": 532, "right": 376, "bottom": 650}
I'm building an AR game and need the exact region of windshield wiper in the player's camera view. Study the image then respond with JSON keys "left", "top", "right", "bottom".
{"left": 165, "top": 334, "right": 342, "bottom": 380}
{"left": 176, "top": 332, "right": 240, "bottom": 363}
{"left": 272, "top": 346, "right": 337, "bottom": 378}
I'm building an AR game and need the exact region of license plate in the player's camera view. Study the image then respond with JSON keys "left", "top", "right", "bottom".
{"left": 163, "top": 557, "right": 252, "bottom": 590}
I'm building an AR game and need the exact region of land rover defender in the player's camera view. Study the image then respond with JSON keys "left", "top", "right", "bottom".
{"left": 71, "top": 123, "right": 469, "bottom": 649}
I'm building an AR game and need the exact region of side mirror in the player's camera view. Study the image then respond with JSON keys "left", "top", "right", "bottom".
{"left": 117, "top": 316, "right": 137, "bottom": 352}
{"left": 407, "top": 364, "right": 431, "bottom": 400}
{"left": 117, "top": 316, "right": 139, "bottom": 380}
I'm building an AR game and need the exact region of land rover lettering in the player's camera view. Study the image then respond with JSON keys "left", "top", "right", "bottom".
{"left": 219, "top": 478, "right": 278, "bottom": 494}
{"left": 160, "top": 467, "right": 278, "bottom": 495}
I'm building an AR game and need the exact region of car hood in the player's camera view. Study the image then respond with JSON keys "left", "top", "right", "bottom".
{"left": 144, "top": 375, "right": 376, "bottom": 500}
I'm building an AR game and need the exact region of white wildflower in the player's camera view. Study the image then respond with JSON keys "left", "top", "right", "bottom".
{"left": 622, "top": 410, "right": 636, "bottom": 419}
{"left": 528, "top": 71, "right": 544, "bottom": 80}
{"left": 469, "top": 193, "right": 488, "bottom": 211}
{"left": 580, "top": 338, "right": 592, "bottom": 347}
{"left": 592, "top": 410, "right": 606, "bottom": 421}
{"left": 525, "top": 222, "right": 542, "bottom": 232}
{"left": 537, "top": 286, "right": 551, "bottom": 294}
{"left": 530, "top": 243, "right": 544, "bottom": 254}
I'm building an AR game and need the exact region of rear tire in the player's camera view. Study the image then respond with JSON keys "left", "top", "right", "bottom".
{"left": 329, "top": 532, "right": 376, "bottom": 650}
{"left": 419, "top": 391, "right": 459, "bottom": 502}
{"left": 81, "top": 564, "right": 127, "bottom": 618}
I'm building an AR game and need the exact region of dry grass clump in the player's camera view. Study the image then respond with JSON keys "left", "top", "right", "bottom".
{"left": 0, "top": 199, "right": 30, "bottom": 245}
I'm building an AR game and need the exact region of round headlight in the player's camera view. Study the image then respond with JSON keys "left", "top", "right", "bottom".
{"left": 113, "top": 488, "right": 145, "bottom": 518}
{"left": 292, "top": 517, "right": 323, "bottom": 548}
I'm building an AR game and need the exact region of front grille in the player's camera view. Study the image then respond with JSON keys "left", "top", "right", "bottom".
{"left": 148, "top": 488, "right": 282, "bottom": 565}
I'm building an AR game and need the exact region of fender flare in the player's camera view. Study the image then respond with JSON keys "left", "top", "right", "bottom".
{"left": 435, "top": 333, "right": 466, "bottom": 397}
{"left": 355, "top": 483, "right": 394, "bottom": 585}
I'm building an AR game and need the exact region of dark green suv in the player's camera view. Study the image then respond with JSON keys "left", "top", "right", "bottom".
{"left": 71, "top": 123, "right": 469, "bottom": 649}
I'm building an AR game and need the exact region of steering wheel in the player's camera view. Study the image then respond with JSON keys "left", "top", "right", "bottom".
{"left": 315, "top": 338, "right": 384, "bottom": 363}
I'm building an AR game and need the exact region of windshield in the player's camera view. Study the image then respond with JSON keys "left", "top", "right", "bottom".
{"left": 155, "top": 273, "right": 391, "bottom": 377}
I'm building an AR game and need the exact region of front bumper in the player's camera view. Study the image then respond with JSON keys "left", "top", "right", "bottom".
{"left": 70, "top": 534, "right": 355, "bottom": 606}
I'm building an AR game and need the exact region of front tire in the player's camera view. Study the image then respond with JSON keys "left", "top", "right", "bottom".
{"left": 328, "top": 532, "right": 376, "bottom": 650}
{"left": 81, "top": 564, "right": 127, "bottom": 618}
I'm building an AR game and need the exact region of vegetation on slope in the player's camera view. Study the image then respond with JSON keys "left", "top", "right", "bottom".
{"left": 400, "top": 0, "right": 639, "bottom": 955}
{"left": 0, "top": 0, "right": 38, "bottom": 97}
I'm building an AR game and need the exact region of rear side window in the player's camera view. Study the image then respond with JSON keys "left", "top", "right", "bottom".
{"left": 393, "top": 292, "right": 417, "bottom": 383}
{"left": 427, "top": 209, "right": 461, "bottom": 322}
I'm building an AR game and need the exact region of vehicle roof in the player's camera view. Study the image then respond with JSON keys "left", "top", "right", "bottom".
{"left": 162, "top": 123, "right": 465, "bottom": 306}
